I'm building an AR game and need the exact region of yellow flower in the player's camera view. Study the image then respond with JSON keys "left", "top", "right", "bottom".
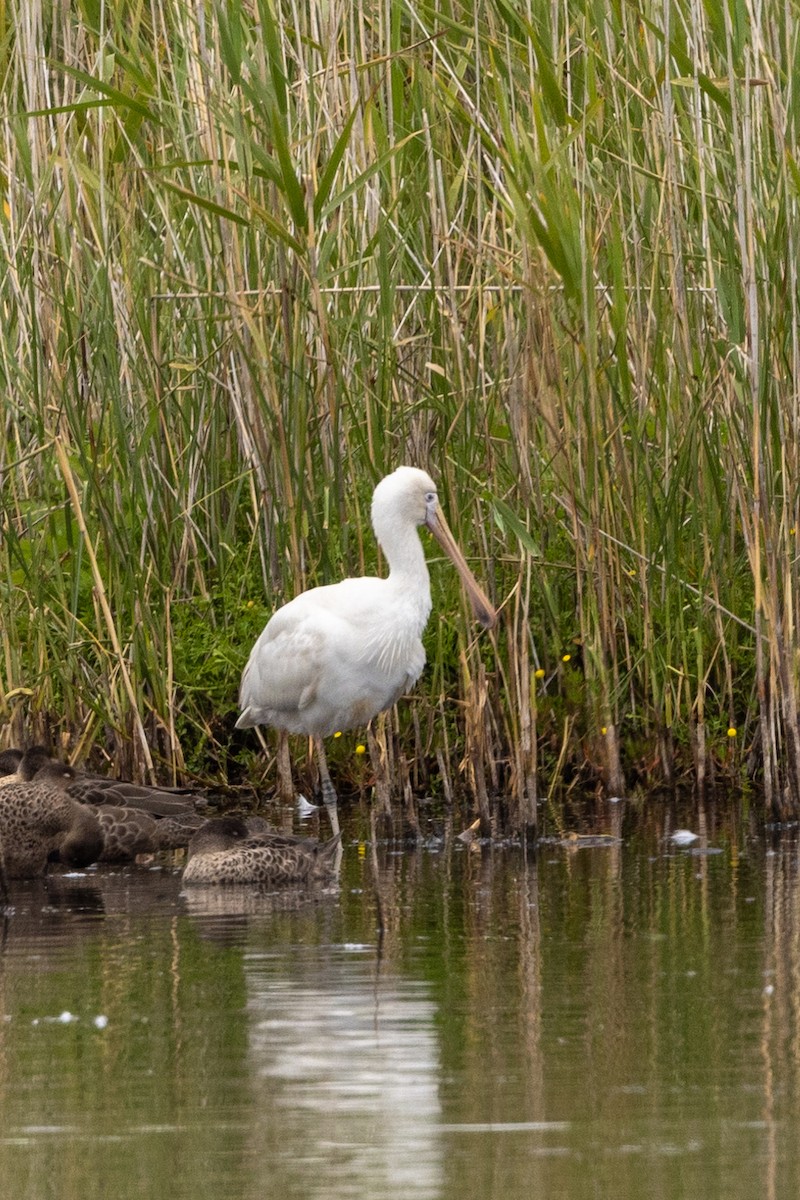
{"left": 562, "top": 653, "right": 571, "bottom": 663}
{"left": 727, "top": 727, "right": 737, "bottom": 738}
{"left": 534, "top": 668, "right": 545, "bottom": 679}
{"left": 334, "top": 731, "right": 342, "bottom": 738}
{"left": 355, "top": 744, "right": 366, "bottom": 755}
{"left": 600, "top": 726, "right": 607, "bottom": 736}
{"left": 246, "top": 600, "right": 254, "bottom": 608}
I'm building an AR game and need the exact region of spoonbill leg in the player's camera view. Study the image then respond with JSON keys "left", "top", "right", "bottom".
{"left": 313, "top": 737, "right": 341, "bottom": 838}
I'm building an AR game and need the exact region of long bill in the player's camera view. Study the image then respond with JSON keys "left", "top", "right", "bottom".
{"left": 426, "top": 507, "right": 497, "bottom": 630}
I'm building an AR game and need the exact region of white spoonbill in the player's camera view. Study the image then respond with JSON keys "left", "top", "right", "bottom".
{"left": 235, "top": 466, "right": 496, "bottom": 831}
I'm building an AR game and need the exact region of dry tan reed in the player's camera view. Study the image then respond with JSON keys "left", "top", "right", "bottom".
{"left": 1, "top": 0, "right": 800, "bottom": 824}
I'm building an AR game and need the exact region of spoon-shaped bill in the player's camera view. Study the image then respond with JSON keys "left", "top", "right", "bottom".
{"left": 426, "top": 508, "right": 496, "bottom": 630}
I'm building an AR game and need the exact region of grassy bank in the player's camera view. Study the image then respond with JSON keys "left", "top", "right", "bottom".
{"left": 1, "top": 0, "right": 798, "bottom": 824}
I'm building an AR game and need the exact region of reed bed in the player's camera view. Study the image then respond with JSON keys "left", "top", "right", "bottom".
{"left": 0, "top": 0, "right": 798, "bottom": 826}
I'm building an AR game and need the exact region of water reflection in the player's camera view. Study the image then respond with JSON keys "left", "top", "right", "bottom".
{"left": 0, "top": 810, "right": 797, "bottom": 1198}
{"left": 248, "top": 958, "right": 442, "bottom": 1198}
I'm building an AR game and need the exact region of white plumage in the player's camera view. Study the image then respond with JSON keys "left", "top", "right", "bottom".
{"left": 236, "top": 466, "right": 495, "bottom": 826}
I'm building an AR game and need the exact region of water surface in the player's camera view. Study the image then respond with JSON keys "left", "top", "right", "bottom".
{"left": 0, "top": 799, "right": 796, "bottom": 1199}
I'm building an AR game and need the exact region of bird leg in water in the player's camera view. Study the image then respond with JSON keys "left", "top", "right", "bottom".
{"left": 276, "top": 731, "right": 294, "bottom": 805}
{"left": 367, "top": 719, "right": 392, "bottom": 820}
{"left": 313, "top": 737, "right": 340, "bottom": 838}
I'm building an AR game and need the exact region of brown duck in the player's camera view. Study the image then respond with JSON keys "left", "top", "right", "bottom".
{"left": 33, "top": 763, "right": 205, "bottom": 861}
{"left": 12, "top": 747, "right": 205, "bottom": 817}
{"left": 0, "top": 774, "right": 104, "bottom": 878}
{"left": 0, "top": 748, "right": 23, "bottom": 781}
{"left": 182, "top": 817, "right": 342, "bottom": 887}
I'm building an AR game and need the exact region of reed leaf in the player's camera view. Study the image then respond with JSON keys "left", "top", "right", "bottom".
{"left": 1, "top": 0, "right": 799, "bottom": 823}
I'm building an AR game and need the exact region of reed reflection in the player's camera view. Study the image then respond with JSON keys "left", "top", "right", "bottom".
{"left": 0, "top": 818, "right": 796, "bottom": 1200}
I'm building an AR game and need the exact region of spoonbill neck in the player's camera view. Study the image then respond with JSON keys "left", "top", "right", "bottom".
{"left": 374, "top": 514, "right": 430, "bottom": 584}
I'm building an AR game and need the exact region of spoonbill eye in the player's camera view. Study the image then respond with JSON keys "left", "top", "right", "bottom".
{"left": 425, "top": 491, "right": 436, "bottom": 503}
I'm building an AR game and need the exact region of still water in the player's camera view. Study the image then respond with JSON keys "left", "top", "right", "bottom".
{"left": 0, "top": 797, "right": 796, "bottom": 1199}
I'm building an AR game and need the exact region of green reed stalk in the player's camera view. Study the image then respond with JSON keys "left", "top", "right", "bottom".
{"left": 2, "top": 0, "right": 800, "bottom": 823}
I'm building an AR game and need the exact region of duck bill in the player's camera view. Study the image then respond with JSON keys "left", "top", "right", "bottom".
{"left": 426, "top": 508, "right": 497, "bottom": 630}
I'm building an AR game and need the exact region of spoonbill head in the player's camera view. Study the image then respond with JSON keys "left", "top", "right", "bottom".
{"left": 371, "top": 466, "right": 496, "bottom": 631}
{"left": 235, "top": 466, "right": 495, "bottom": 828}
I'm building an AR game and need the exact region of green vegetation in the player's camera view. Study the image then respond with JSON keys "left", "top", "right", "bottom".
{"left": 0, "top": 0, "right": 797, "bottom": 823}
